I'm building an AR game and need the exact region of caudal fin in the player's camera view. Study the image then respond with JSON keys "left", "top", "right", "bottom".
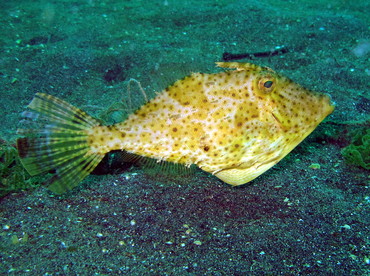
{"left": 17, "top": 93, "right": 105, "bottom": 194}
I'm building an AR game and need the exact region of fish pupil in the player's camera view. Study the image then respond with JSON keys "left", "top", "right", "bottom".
{"left": 264, "top": 81, "right": 273, "bottom": 88}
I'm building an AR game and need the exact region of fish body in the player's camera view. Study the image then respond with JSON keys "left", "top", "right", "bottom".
{"left": 17, "top": 62, "right": 334, "bottom": 193}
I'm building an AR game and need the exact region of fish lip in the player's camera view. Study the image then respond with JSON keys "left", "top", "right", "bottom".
{"left": 324, "top": 93, "right": 336, "bottom": 114}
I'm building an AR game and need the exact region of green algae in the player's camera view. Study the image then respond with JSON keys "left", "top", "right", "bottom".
{"left": 341, "top": 128, "right": 370, "bottom": 170}
{"left": 0, "top": 140, "right": 43, "bottom": 198}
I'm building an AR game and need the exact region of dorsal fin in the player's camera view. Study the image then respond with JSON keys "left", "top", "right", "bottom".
{"left": 216, "top": 62, "right": 268, "bottom": 71}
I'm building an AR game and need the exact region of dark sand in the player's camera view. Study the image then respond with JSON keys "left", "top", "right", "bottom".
{"left": 1, "top": 0, "right": 369, "bottom": 275}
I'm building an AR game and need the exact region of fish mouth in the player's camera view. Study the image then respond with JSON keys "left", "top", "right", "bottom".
{"left": 322, "top": 93, "right": 336, "bottom": 116}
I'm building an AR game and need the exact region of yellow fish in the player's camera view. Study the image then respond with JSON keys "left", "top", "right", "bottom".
{"left": 17, "top": 62, "right": 334, "bottom": 194}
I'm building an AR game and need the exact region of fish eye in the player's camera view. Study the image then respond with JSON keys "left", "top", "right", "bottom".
{"left": 258, "top": 76, "right": 276, "bottom": 94}
{"left": 264, "top": 81, "right": 273, "bottom": 88}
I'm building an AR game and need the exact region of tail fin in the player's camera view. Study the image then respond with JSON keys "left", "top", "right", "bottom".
{"left": 17, "top": 93, "right": 105, "bottom": 194}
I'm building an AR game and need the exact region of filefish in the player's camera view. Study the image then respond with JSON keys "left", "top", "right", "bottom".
{"left": 17, "top": 62, "right": 335, "bottom": 194}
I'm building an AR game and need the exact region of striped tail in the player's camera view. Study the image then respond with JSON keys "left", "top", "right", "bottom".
{"left": 17, "top": 93, "right": 105, "bottom": 194}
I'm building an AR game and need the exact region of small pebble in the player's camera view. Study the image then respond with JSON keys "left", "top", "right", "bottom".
{"left": 309, "top": 163, "right": 320, "bottom": 169}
